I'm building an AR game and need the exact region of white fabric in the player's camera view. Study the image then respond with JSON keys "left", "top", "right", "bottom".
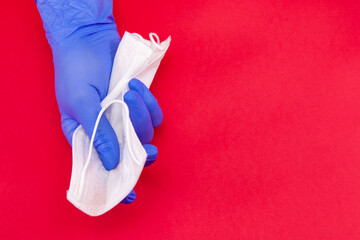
{"left": 66, "top": 32, "right": 171, "bottom": 216}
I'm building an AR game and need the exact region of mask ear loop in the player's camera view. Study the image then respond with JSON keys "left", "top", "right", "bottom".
{"left": 149, "top": 33, "right": 164, "bottom": 50}
{"left": 76, "top": 100, "right": 141, "bottom": 199}
{"left": 133, "top": 32, "right": 164, "bottom": 50}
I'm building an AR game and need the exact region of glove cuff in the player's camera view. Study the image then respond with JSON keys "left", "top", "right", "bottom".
{"left": 36, "top": 0, "right": 116, "bottom": 46}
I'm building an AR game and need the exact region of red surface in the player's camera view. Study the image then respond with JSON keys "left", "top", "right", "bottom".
{"left": 1, "top": 0, "right": 360, "bottom": 239}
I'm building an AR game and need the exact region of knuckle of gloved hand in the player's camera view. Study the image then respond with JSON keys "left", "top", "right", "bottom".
{"left": 144, "top": 89, "right": 157, "bottom": 102}
{"left": 94, "top": 133, "right": 119, "bottom": 169}
{"left": 147, "top": 129, "right": 155, "bottom": 143}
{"left": 140, "top": 127, "right": 154, "bottom": 144}
{"left": 93, "top": 130, "right": 115, "bottom": 152}
{"left": 129, "top": 78, "right": 142, "bottom": 90}
{"left": 153, "top": 115, "right": 163, "bottom": 128}
{"left": 124, "top": 90, "right": 138, "bottom": 103}
{"left": 67, "top": 91, "right": 92, "bottom": 109}
{"left": 60, "top": 117, "right": 78, "bottom": 144}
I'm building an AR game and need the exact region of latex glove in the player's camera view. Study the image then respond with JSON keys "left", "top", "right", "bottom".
{"left": 36, "top": 0, "right": 163, "bottom": 204}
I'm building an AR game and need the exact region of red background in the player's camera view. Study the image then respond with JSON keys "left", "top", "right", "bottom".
{"left": 1, "top": 0, "right": 360, "bottom": 239}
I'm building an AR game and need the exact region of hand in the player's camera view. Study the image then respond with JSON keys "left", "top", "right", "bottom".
{"left": 36, "top": 0, "right": 163, "bottom": 204}
{"left": 52, "top": 26, "right": 163, "bottom": 204}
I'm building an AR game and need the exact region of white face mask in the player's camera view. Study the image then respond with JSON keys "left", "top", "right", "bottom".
{"left": 66, "top": 32, "right": 171, "bottom": 216}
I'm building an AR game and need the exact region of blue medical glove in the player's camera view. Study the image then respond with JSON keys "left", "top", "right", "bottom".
{"left": 36, "top": 0, "right": 163, "bottom": 204}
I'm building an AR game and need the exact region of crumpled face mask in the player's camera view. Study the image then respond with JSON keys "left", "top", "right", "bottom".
{"left": 67, "top": 32, "right": 171, "bottom": 216}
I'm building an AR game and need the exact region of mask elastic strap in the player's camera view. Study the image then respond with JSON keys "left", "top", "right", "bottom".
{"left": 149, "top": 32, "right": 164, "bottom": 50}
{"left": 133, "top": 32, "right": 164, "bottom": 50}
{"left": 76, "top": 100, "right": 138, "bottom": 199}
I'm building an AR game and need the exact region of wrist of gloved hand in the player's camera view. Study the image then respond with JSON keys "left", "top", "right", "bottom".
{"left": 36, "top": 0, "right": 116, "bottom": 47}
